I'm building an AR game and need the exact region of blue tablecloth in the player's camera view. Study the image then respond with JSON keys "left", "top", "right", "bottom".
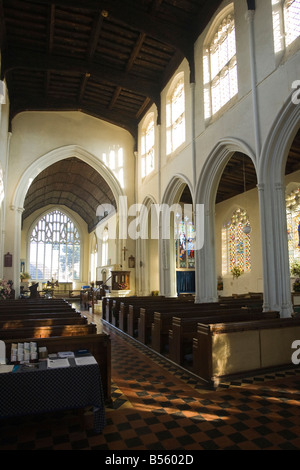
{"left": 0, "top": 356, "right": 106, "bottom": 433}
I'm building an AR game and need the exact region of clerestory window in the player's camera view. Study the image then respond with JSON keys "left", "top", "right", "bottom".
{"left": 141, "top": 113, "right": 155, "bottom": 179}
{"left": 166, "top": 73, "right": 185, "bottom": 155}
{"left": 272, "top": 0, "right": 300, "bottom": 54}
{"left": 203, "top": 8, "right": 238, "bottom": 119}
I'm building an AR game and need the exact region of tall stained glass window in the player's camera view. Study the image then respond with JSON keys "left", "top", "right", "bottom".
{"left": 29, "top": 210, "right": 81, "bottom": 281}
{"left": 286, "top": 187, "right": 300, "bottom": 264}
{"left": 222, "top": 208, "right": 251, "bottom": 275}
{"left": 175, "top": 217, "right": 195, "bottom": 269}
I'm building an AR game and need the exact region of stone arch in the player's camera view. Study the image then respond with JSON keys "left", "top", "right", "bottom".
{"left": 160, "top": 174, "right": 194, "bottom": 297}
{"left": 12, "top": 144, "right": 124, "bottom": 211}
{"left": 258, "top": 95, "right": 300, "bottom": 316}
{"left": 195, "top": 137, "right": 256, "bottom": 303}
{"left": 136, "top": 195, "right": 158, "bottom": 295}
{"left": 10, "top": 144, "right": 125, "bottom": 293}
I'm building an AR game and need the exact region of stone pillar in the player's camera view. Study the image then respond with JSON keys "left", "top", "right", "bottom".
{"left": 258, "top": 181, "right": 293, "bottom": 317}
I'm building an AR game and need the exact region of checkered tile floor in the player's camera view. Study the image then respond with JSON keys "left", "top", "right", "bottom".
{"left": 1, "top": 312, "right": 300, "bottom": 450}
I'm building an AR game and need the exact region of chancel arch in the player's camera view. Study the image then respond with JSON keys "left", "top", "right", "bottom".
{"left": 11, "top": 145, "right": 124, "bottom": 294}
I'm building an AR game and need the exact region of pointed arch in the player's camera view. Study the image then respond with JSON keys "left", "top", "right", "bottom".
{"left": 258, "top": 94, "right": 300, "bottom": 316}
{"left": 12, "top": 144, "right": 125, "bottom": 211}
{"left": 195, "top": 138, "right": 256, "bottom": 303}
{"left": 160, "top": 175, "right": 194, "bottom": 297}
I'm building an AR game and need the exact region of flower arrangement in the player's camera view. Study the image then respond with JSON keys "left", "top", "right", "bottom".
{"left": 291, "top": 261, "right": 300, "bottom": 278}
{"left": 117, "top": 282, "right": 128, "bottom": 290}
{"left": 20, "top": 272, "right": 30, "bottom": 281}
{"left": 231, "top": 266, "right": 243, "bottom": 279}
{"left": 0, "top": 279, "right": 12, "bottom": 299}
{"left": 293, "top": 278, "right": 300, "bottom": 292}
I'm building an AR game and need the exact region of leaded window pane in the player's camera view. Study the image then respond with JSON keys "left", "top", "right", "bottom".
{"left": 29, "top": 210, "right": 81, "bottom": 282}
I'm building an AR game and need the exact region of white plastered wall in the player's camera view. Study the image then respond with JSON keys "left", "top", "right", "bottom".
{"left": 135, "top": 0, "right": 300, "bottom": 307}
{"left": 3, "top": 111, "right": 135, "bottom": 293}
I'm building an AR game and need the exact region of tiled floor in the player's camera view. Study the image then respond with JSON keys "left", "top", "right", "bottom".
{"left": 1, "top": 304, "right": 300, "bottom": 450}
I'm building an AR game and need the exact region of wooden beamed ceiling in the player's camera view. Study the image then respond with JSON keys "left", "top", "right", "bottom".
{"left": 1, "top": 1, "right": 299, "bottom": 223}
{"left": 0, "top": 0, "right": 223, "bottom": 138}
{"left": 22, "top": 157, "right": 116, "bottom": 232}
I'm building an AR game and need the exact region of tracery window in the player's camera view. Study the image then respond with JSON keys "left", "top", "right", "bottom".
{"left": 272, "top": 0, "right": 300, "bottom": 54}
{"left": 29, "top": 210, "right": 81, "bottom": 281}
{"left": 222, "top": 208, "right": 251, "bottom": 275}
{"left": 141, "top": 114, "right": 155, "bottom": 179}
{"left": 203, "top": 9, "right": 238, "bottom": 119}
{"left": 286, "top": 187, "right": 300, "bottom": 264}
{"left": 166, "top": 73, "right": 185, "bottom": 155}
{"left": 175, "top": 215, "right": 195, "bottom": 269}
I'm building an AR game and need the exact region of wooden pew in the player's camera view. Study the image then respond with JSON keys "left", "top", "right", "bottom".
{"left": 126, "top": 298, "right": 194, "bottom": 337}
{"left": 0, "top": 323, "right": 97, "bottom": 340}
{"left": 118, "top": 297, "right": 201, "bottom": 338}
{"left": 192, "top": 317, "right": 300, "bottom": 386}
{"left": 4, "top": 333, "right": 112, "bottom": 402}
{"left": 137, "top": 302, "right": 241, "bottom": 346}
{"left": 168, "top": 310, "right": 280, "bottom": 366}
{"left": 0, "top": 316, "right": 89, "bottom": 329}
{"left": 151, "top": 307, "right": 267, "bottom": 354}
{"left": 0, "top": 306, "right": 77, "bottom": 315}
{"left": 0, "top": 299, "right": 71, "bottom": 307}
{"left": 106, "top": 295, "right": 166, "bottom": 328}
{"left": 0, "top": 311, "right": 82, "bottom": 322}
{"left": 137, "top": 299, "right": 265, "bottom": 346}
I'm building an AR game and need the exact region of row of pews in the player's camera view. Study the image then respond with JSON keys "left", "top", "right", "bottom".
{"left": 0, "top": 298, "right": 111, "bottom": 401}
{"left": 102, "top": 294, "right": 300, "bottom": 387}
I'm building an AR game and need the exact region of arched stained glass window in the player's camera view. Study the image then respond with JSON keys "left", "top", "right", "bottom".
{"left": 175, "top": 217, "right": 195, "bottom": 269}
{"left": 286, "top": 187, "right": 300, "bottom": 264}
{"left": 222, "top": 208, "right": 251, "bottom": 275}
{"left": 29, "top": 210, "right": 81, "bottom": 281}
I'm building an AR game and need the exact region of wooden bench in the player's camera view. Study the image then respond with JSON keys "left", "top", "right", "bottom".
{"left": 0, "top": 316, "right": 89, "bottom": 329}
{"left": 137, "top": 300, "right": 265, "bottom": 346}
{"left": 151, "top": 307, "right": 267, "bottom": 354}
{"left": 126, "top": 297, "right": 194, "bottom": 337}
{"left": 192, "top": 317, "right": 300, "bottom": 386}
{"left": 0, "top": 306, "right": 77, "bottom": 315}
{"left": 104, "top": 296, "right": 166, "bottom": 327}
{"left": 0, "top": 299, "right": 71, "bottom": 307}
{"left": 0, "top": 311, "right": 82, "bottom": 322}
{"left": 120, "top": 298, "right": 182, "bottom": 334}
{"left": 4, "top": 333, "right": 111, "bottom": 402}
{"left": 168, "top": 310, "right": 280, "bottom": 366}
{"left": 0, "top": 323, "right": 97, "bottom": 340}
